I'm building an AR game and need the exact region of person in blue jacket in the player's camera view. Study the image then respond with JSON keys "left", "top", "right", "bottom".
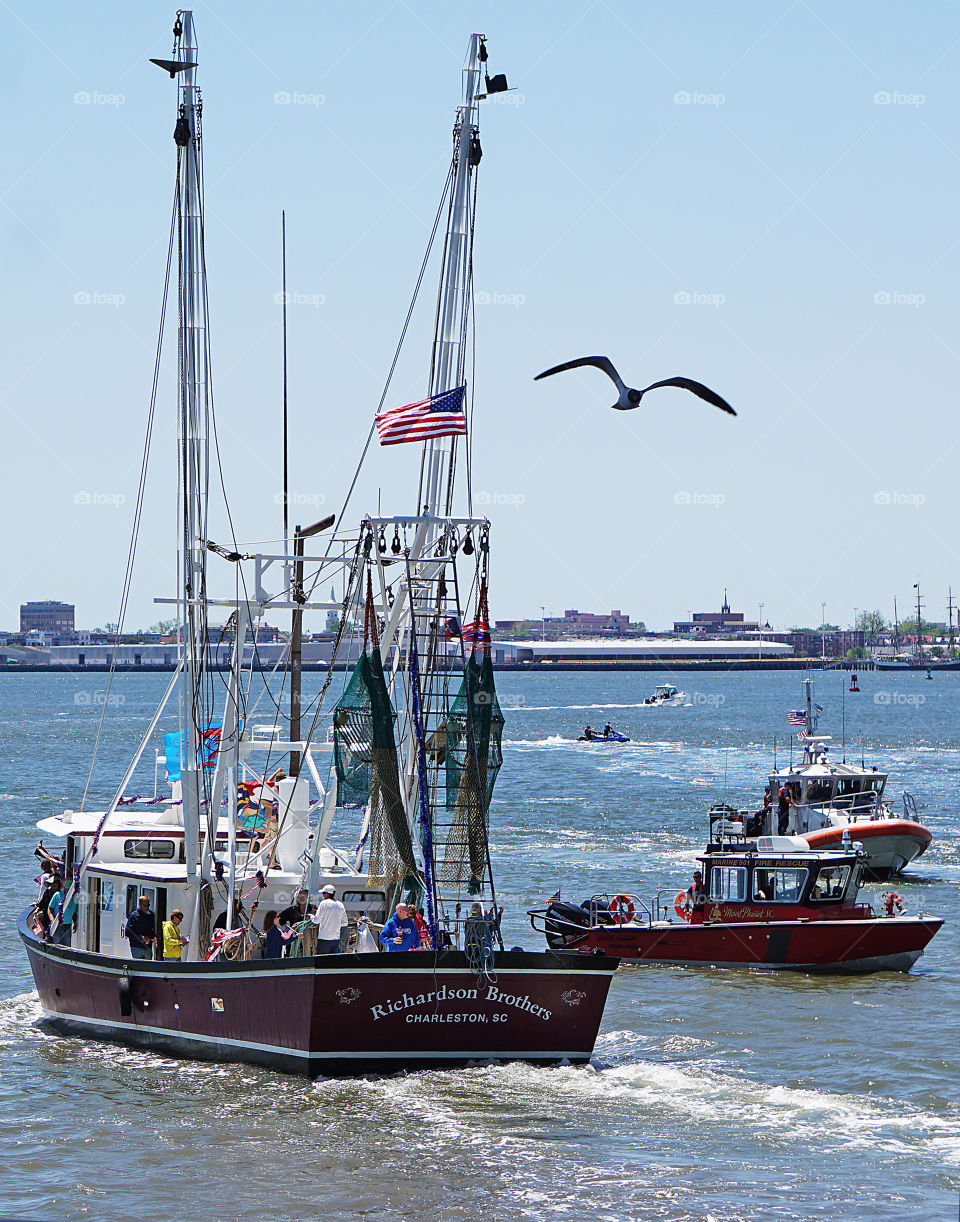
{"left": 379, "top": 902, "right": 420, "bottom": 952}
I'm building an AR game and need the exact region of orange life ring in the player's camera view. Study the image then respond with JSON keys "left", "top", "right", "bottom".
{"left": 674, "top": 891, "right": 692, "bottom": 921}
{"left": 609, "top": 894, "right": 636, "bottom": 924}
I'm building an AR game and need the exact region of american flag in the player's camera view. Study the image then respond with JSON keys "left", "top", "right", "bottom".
{"left": 797, "top": 730, "right": 808, "bottom": 741}
{"left": 445, "top": 616, "right": 491, "bottom": 647}
{"left": 205, "top": 927, "right": 245, "bottom": 962}
{"left": 461, "top": 619, "right": 491, "bottom": 648}
{"left": 375, "top": 385, "right": 467, "bottom": 447}
{"left": 786, "top": 710, "right": 806, "bottom": 726}
{"left": 547, "top": 888, "right": 561, "bottom": 905}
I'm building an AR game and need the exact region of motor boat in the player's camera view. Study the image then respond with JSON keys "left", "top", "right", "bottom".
{"left": 529, "top": 825, "right": 942, "bottom": 973}
{"left": 642, "top": 684, "right": 685, "bottom": 706}
{"left": 766, "top": 681, "right": 932, "bottom": 878}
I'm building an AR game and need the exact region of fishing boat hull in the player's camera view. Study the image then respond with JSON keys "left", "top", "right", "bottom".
{"left": 20, "top": 913, "right": 617, "bottom": 1076}
{"left": 802, "top": 820, "right": 933, "bottom": 879}
{"left": 568, "top": 915, "right": 942, "bottom": 973}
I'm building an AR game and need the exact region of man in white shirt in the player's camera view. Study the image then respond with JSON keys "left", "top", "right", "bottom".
{"left": 312, "top": 884, "right": 348, "bottom": 954}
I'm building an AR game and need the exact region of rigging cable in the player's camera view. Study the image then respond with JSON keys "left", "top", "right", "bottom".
{"left": 79, "top": 171, "right": 179, "bottom": 812}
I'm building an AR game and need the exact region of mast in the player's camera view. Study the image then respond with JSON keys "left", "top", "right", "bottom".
{"left": 804, "top": 677, "right": 816, "bottom": 736}
{"left": 914, "top": 582, "right": 923, "bottom": 664}
{"left": 355, "top": 35, "right": 508, "bottom": 945}
{"left": 949, "top": 587, "right": 954, "bottom": 656}
{"left": 168, "top": 11, "right": 208, "bottom": 893}
{"left": 420, "top": 34, "right": 484, "bottom": 522}
{"left": 281, "top": 211, "right": 290, "bottom": 558}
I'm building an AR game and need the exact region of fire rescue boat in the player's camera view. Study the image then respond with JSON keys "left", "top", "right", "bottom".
{"left": 530, "top": 823, "right": 942, "bottom": 974}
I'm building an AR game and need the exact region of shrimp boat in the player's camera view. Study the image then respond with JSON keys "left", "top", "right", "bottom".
{"left": 767, "top": 681, "right": 932, "bottom": 878}
{"left": 529, "top": 824, "right": 942, "bottom": 973}
{"left": 19, "top": 14, "right": 617, "bottom": 1076}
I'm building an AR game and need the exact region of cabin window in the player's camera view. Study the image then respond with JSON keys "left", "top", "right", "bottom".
{"left": 753, "top": 867, "right": 808, "bottom": 903}
{"left": 124, "top": 839, "right": 176, "bottom": 859}
{"left": 810, "top": 865, "right": 850, "bottom": 900}
{"left": 805, "top": 779, "right": 834, "bottom": 804}
{"left": 341, "top": 890, "right": 386, "bottom": 908}
{"left": 708, "top": 867, "right": 746, "bottom": 902}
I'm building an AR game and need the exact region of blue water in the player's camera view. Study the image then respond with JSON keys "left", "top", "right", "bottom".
{"left": 1, "top": 669, "right": 958, "bottom": 1221}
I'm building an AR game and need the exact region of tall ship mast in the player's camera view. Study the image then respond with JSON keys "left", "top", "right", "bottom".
{"left": 18, "top": 13, "right": 618, "bottom": 1076}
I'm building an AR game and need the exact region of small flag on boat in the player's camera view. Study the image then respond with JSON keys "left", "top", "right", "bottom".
{"left": 375, "top": 385, "right": 467, "bottom": 447}
{"left": 786, "top": 710, "right": 806, "bottom": 726}
{"left": 797, "top": 730, "right": 807, "bottom": 741}
{"left": 547, "top": 888, "right": 561, "bottom": 905}
{"left": 205, "top": 926, "right": 245, "bottom": 962}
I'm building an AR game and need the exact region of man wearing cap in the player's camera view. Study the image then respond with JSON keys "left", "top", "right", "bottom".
{"left": 311, "top": 884, "right": 348, "bottom": 955}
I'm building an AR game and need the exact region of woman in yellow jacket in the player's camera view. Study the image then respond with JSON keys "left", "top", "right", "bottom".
{"left": 162, "top": 909, "right": 189, "bottom": 960}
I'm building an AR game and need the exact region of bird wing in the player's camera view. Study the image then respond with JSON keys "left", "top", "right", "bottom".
{"left": 534, "top": 356, "right": 626, "bottom": 393}
{"left": 638, "top": 377, "right": 736, "bottom": 416}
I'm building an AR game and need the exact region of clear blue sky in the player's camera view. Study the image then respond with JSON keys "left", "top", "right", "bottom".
{"left": 3, "top": 1, "right": 960, "bottom": 634}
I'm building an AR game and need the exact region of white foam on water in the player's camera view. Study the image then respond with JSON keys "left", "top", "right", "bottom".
{"left": 571, "top": 1040, "right": 960, "bottom": 1167}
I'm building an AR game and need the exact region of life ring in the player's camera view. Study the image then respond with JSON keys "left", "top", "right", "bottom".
{"left": 674, "top": 891, "right": 692, "bottom": 922}
{"left": 609, "top": 895, "right": 635, "bottom": 924}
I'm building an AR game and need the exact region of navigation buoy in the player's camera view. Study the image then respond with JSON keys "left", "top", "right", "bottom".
{"left": 849, "top": 673, "right": 860, "bottom": 692}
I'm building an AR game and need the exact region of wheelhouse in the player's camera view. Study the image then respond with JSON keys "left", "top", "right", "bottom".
{"left": 700, "top": 837, "right": 864, "bottom": 909}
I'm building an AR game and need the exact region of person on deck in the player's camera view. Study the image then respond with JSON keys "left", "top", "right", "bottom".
{"left": 262, "top": 910, "right": 296, "bottom": 959}
{"left": 583, "top": 725, "right": 594, "bottom": 740}
{"left": 686, "top": 870, "right": 707, "bottom": 915}
{"left": 36, "top": 860, "right": 58, "bottom": 905}
{"left": 46, "top": 877, "right": 69, "bottom": 944}
{"left": 35, "top": 869, "right": 61, "bottom": 940}
{"left": 379, "top": 902, "right": 419, "bottom": 952}
{"left": 277, "top": 890, "right": 308, "bottom": 927}
{"left": 777, "top": 785, "right": 795, "bottom": 836}
{"left": 408, "top": 904, "right": 431, "bottom": 949}
{"left": 312, "top": 884, "right": 348, "bottom": 954}
{"left": 35, "top": 841, "right": 65, "bottom": 874}
{"left": 603, "top": 723, "right": 613, "bottom": 738}
{"left": 162, "top": 909, "right": 189, "bottom": 961}
{"left": 464, "top": 902, "right": 496, "bottom": 970}
{"left": 124, "top": 895, "right": 157, "bottom": 960}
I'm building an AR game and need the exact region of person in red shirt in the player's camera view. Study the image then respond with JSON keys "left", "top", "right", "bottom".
{"left": 408, "top": 904, "right": 431, "bottom": 949}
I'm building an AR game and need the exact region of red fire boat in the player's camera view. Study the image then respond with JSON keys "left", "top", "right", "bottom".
{"left": 529, "top": 833, "right": 942, "bottom": 974}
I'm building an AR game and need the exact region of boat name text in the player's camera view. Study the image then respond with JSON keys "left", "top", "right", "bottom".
{"left": 370, "top": 984, "right": 552, "bottom": 1022}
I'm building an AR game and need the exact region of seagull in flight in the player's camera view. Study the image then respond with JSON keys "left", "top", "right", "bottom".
{"left": 534, "top": 355, "right": 736, "bottom": 416}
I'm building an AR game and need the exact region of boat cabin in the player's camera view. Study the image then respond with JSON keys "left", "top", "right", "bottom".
{"left": 766, "top": 738, "right": 888, "bottom": 834}
{"left": 696, "top": 835, "right": 866, "bottom": 920}
{"left": 36, "top": 803, "right": 386, "bottom": 960}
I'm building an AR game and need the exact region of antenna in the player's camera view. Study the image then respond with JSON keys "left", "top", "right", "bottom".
{"left": 841, "top": 671, "right": 846, "bottom": 763}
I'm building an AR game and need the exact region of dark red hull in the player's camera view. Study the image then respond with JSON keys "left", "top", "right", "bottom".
{"left": 19, "top": 912, "right": 617, "bottom": 1075}
{"left": 575, "top": 915, "right": 942, "bottom": 973}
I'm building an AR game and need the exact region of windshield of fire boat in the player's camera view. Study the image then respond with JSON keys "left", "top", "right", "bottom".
{"left": 752, "top": 866, "right": 808, "bottom": 902}
{"left": 708, "top": 865, "right": 747, "bottom": 901}
{"left": 809, "top": 864, "right": 852, "bottom": 900}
